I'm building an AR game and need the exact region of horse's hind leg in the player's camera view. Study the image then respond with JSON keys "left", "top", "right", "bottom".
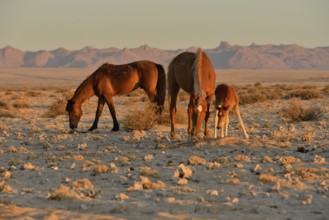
{"left": 104, "top": 95, "right": 120, "bottom": 131}
{"left": 89, "top": 98, "right": 106, "bottom": 131}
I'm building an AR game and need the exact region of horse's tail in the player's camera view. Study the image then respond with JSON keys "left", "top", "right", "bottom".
{"left": 192, "top": 48, "right": 205, "bottom": 97}
{"left": 155, "top": 64, "right": 166, "bottom": 113}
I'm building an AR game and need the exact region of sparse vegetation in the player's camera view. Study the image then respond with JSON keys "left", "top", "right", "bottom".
{"left": 122, "top": 104, "right": 158, "bottom": 131}
{"left": 282, "top": 99, "right": 324, "bottom": 122}
{"left": 0, "top": 109, "right": 15, "bottom": 118}
{"left": 237, "top": 84, "right": 325, "bottom": 105}
{"left": 158, "top": 102, "right": 187, "bottom": 125}
{"left": 0, "top": 101, "right": 7, "bottom": 108}
{"left": 286, "top": 89, "right": 323, "bottom": 100}
{"left": 12, "top": 101, "right": 29, "bottom": 109}
{"left": 42, "top": 98, "right": 67, "bottom": 118}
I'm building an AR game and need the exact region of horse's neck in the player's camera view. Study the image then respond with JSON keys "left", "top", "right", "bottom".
{"left": 72, "top": 76, "right": 95, "bottom": 104}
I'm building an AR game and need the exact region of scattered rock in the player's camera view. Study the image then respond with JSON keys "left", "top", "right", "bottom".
{"left": 77, "top": 143, "right": 88, "bottom": 150}
{"left": 234, "top": 155, "right": 251, "bottom": 162}
{"left": 207, "top": 162, "right": 220, "bottom": 169}
{"left": 313, "top": 155, "right": 326, "bottom": 164}
{"left": 144, "top": 154, "right": 154, "bottom": 162}
{"left": 92, "top": 165, "right": 109, "bottom": 176}
{"left": 115, "top": 193, "right": 129, "bottom": 201}
{"left": 177, "top": 178, "right": 188, "bottom": 185}
{"left": 206, "top": 190, "right": 219, "bottom": 196}
{"left": 173, "top": 164, "right": 193, "bottom": 179}
{"left": 188, "top": 156, "right": 206, "bottom": 165}
{"left": 234, "top": 163, "right": 244, "bottom": 168}
{"left": 166, "top": 197, "right": 175, "bottom": 203}
{"left": 297, "top": 147, "right": 309, "bottom": 153}
{"left": 261, "top": 156, "right": 273, "bottom": 163}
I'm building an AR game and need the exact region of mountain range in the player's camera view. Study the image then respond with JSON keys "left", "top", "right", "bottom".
{"left": 1, "top": 42, "right": 329, "bottom": 69}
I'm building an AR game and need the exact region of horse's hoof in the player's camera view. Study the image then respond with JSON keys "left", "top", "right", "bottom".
{"left": 111, "top": 127, "right": 120, "bottom": 132}
{"left": 170, "top": 132, "right": 176, "bottom": 139}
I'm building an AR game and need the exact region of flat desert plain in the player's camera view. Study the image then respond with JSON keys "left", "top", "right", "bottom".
{"left": 0, "top": 68, "right": 329, "bottom": 220}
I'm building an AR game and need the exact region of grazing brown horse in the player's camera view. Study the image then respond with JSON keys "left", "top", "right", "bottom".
{"left": 167, "top": 49, "right": 216, "bottom": 138}
{"left": 66, "top": 61, "right": 166, "bottom": 131}
{"left": 214, "top": 84, "right": 249, "bottom": 139}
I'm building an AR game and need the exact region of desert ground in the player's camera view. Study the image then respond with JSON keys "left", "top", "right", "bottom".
{"left": 0, "top": 68, "right": 329, "bottom": 220}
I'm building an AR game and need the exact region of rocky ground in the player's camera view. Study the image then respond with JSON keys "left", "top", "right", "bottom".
{"left": 0, "top": 82, "right": 328, "bottom": 220}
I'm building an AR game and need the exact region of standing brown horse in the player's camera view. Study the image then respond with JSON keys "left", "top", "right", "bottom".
{"left": 66, "top": 61, "right": 166, "bottom": 131}
{"left": 167, "top": 49, "right": 216, "bottom": 138}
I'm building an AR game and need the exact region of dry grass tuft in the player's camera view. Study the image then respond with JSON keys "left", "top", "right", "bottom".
{"left": 122, "top": 104, "right": 158, "bottom": 131}
{"left": 0, "top": 109, "right": 15, "bottom": 118}
{"left": 0, "top": 101, "right": 8, "bottom": 108}
{"left": 280, "top": 156, "right": 301, "bottom": 165}
{"left": 43, "top": 98, "right": 67, "bottom": 118}
{"left": 12, "top": 101, "right": 29, "bottom": 109}
{"left": 322, "top": 85, "right": 329, "bottom": 95}
{"left": 138, "top": 166, "right": 159, "bottom": 177}
{"left": 282, "top": 99, "right": 324, "bottom": 122}
{"left": 92, "top": 165, "right": 109, "bottom": 176}
{"left": 48, "top": 184, "right": 81, "bottom": 201}
{"left": 72, "top": 179, "right": 94, "bottom": 190}
{"left": 259, "top": 174, "right": 277, "bottom": 183}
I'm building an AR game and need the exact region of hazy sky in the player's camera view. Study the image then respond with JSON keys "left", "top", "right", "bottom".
{"left": 1, "top": 0, "right": 328, "bottom": 50}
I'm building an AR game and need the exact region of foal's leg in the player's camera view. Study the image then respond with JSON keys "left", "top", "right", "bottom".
{"left": 89, "top": 97, "right": 105, "bottom": 131}
{"left": 104, "top": 95, "right": 120, "bottom": 131}
{"left": 235, "top": 105, "right": 249, "bottom": 139}
{"left": 225, "top": 111, "right": 229, "bottom": 137}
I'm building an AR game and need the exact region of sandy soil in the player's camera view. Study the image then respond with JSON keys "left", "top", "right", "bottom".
{"left": 0, "top": 68, "right": 328, "bottom": 220}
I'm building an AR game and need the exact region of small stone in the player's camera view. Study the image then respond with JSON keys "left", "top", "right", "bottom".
{"left": 235, "top": 163, "right": 244, "bottom": 168}
{"left": 206, "top": 190, "right": 219, "bottom": 196}
{"left": 177, "top": 178, "right": 188, "bottom": 185}
{"left": 115, "top": 193, "right": 129, "bottom": 201}
{"left": 166, "top": 197, "right": 175, "bottom": 203}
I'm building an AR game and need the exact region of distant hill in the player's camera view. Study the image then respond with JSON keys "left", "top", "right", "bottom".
{"left": 1, "top": 42, "right": 329, "bottom": 69}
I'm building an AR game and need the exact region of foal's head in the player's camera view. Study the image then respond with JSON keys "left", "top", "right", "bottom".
{"left": 192, "top": 95, "right": 208, "bottom": 135}
{"left": 215, "top": 104, "right": 229, "bottom": 129}
{"left": 66, "top": 99, "right": 82, "bottom": 129}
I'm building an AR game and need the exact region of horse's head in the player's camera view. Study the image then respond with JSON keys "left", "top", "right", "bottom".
{"left": 215, "top": 104, "right": 229, "bottom": 129}
{"left": 66, "top": 99, "right": 82, "bottom": 129}
{"left": 192, "top": 95, "right": 208, "bottom": 135}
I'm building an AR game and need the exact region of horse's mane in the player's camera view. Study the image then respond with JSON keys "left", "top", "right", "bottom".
{"left": 192, "top": 48, "right": 206, "bottom": 97}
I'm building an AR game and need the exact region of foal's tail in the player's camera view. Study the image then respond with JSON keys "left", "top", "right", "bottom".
{"left": 155, "top": 64, "right": 166, "bottom": 113}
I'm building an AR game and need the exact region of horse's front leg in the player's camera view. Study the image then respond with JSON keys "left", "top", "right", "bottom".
{"left": 203, "top": 103, "right": 211, "bottom": 137}
{"left": 204, "top": 96, "right": 213, "bottom": 137}
{"left": 89, "top": 98, "right": 105, "bottom": 131}
{"left": 105, "top": 96, "right": 120, "bottom": 131}
{"left": 187, "top": 101, "right": 193, "bottom": 137}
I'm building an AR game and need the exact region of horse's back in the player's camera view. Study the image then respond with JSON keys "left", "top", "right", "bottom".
{"left": 168, "top": 52, "right": 196, "bottom": 93}
{"left": 93, "top": 61, "right": 161, "bottom": 95}
{"left": 168, "top": 51, "right": 216, "bottom": 95}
